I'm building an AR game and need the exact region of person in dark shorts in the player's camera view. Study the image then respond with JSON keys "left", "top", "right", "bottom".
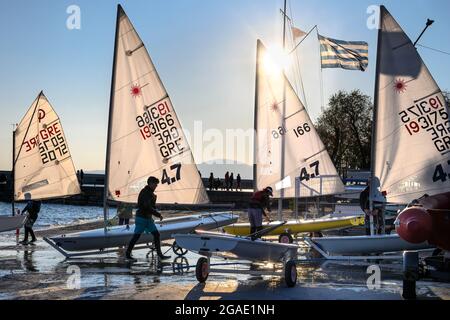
{"left": 248, "top": 187, "right": 273, "bottom": 239}
{"left": 125, "top": 176, "right": 170, "bottom": 261}
{"left": 20, "top": 200, "right": 41, "bottom": 245}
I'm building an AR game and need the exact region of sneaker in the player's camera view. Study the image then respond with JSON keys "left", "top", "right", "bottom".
{"left": 19, "top": 240, "right": 29, "bottom": 245}
{"left": 29, "top": 239, "right": 37, "bottom": 244}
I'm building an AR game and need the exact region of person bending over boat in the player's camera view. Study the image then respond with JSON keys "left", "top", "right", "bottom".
{"left": 125, "top": 176, "right": 170, "bottom": 261}
{"left": 248, "top": 186, "right": 273, "bottom": 238}
{"left": 20, "top": 199, "right": 41, "bottom": 245}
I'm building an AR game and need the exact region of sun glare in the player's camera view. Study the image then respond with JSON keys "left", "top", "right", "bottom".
{"left": 262, "top": 45, "right": 290, "bottom": 77}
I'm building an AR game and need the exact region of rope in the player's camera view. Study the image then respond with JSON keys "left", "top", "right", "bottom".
{"left": 417, "top": 44, "right": 450, "bottom": 56}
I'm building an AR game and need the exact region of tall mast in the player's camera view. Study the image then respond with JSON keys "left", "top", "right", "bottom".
{"left": 253, "top": 41, "right": 261, "bottom": 193}
{"left": 11, "top": 127, "right": 15, "bottom": 216}
{"left": 369, "top": 6, "right": 384, "bottom": 236}
{"left": 278, "top": 0, "right": 288, "bottom": 220}
{"left": 103, "top": 4, "right": 122, "bottom": 231}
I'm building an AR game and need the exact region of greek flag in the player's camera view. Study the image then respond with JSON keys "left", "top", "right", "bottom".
{"left": 319, "top": 35, "right": 369, "bottom": 71}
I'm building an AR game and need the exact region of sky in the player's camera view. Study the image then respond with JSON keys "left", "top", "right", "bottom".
{"left": 0, "top": 0, "right": 449, "bottom": 178}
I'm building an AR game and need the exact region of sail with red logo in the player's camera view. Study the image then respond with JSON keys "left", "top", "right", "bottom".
{"left": 371, "top": 7, "right": 450, "bottom": 249}
{"left": 106, "top": 5, "right": 208, "bottom": 205}
{"left": 14, "top": 91, "right": 80, "bottom": 201}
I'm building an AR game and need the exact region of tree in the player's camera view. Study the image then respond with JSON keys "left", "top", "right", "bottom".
{"left": 315, "top": 90, "right": 372, "bottom": 175}
{"left": 443, "top": 90, "right": 450, "bottom": 106}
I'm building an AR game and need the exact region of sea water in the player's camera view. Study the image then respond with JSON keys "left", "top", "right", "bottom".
{"left": 0, "top": 202, "right": 103, "bottom": 230}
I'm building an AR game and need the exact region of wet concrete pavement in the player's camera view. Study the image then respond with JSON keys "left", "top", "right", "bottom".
{"left": 1, "top": 231, "right": 449, "bottom": 300}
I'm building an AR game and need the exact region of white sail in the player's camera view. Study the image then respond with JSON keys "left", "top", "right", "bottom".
{"left": 373, "top": 6, "right": 450, "bottom": 204}
{"left": 106, "top": 6, "right": 208, "bottom": 204}
{"left": 14, "top": 92, "right": 80, "bottom": 201}
{"left": 255, "top": 40, "right": 345, "bottom": 198}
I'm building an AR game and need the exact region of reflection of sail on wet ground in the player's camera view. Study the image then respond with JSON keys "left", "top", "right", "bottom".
{"left": 255, "top": 40, "right": 344, "bottom": 198}
{"left": 14, "top": 92, "right": 80, "bottom": 200}
{"left": 107, "top": 6, "right": 208, "bottom": 204}
{"left": 373, "top": 6, "right": 450, "bottom": 204}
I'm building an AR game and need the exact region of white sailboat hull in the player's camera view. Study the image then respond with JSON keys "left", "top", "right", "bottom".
{"left": 49, "top": 212, "right": 237, "bottom": 252}
{"left": 0, "top": 215, "right": 26, "bottom": 233}
{"left": 310, "top": 234, "right": 434, "bottom": 255}
{"left": 174, "top": 231, "right": 298, "bottom": 262}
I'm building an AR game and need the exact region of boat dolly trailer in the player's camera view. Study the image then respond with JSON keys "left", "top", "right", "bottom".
{"left": 176, "top": 222, "right": 304, "bottom": 287}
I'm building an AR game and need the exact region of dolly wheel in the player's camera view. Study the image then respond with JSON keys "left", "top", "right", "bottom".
{"left": 279, "top": 233, "right": 294, "bottom": 244}
{"left": 402, "top": 280, "right": 416, "bottom": 300}
{"left": 172, "top": 241, "right": 188, "bottom": 256}
{"left": 196, "top": 257, "right": 209, "bottom": 283}
{"left": 285, "top": 260, "right": 297, "bottom": 287}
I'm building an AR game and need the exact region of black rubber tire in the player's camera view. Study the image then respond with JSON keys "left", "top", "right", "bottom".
{"left": 279, "top": 233, "right": 294, "bottom": 244}
{"left": 284, "top": 260, "right": 297, "bottom": 288}
{"left": 402, "top": 280, "right": 416, "bottom": 300}
{"left": 172, "top": 241, "right": 188, "bottom": 256}
{"left": 195, "top": 257, "right": 209, "bottom": 283}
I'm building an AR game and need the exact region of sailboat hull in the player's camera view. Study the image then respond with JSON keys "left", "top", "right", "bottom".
{"left": 174, "top": 231, "right": 298, "bottom": 262}
{"left": 310, "top": 234, "right": 433, "bottom": 255}
{"left": 224, "top": 216, "right": 364, "bottom": 237}
{"left": 48, "top": 212, "right": 237, "bottom": 252}
{"left": 0, "top": 215, "right": 26, "bottom": 233}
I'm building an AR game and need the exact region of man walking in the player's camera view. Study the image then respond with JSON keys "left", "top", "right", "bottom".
{"left": 20, "top": 199, "right": 41, "bottom": 245}
{"left": 125, "top": 176, "right": 170, "bottom": 261}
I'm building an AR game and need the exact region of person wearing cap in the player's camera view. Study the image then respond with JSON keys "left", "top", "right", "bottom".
{"left": 248, "top": 186, "right": 273, "bottom": 238}
{"left": 125, "top": 176, "right": 170, "bottom": 261}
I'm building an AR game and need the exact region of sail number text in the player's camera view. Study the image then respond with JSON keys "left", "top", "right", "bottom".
{"left": 432, "top": 160, "right": 450, "bottom": 183}
{"left": 22, "top": 122, "right": 69, "bottom": 165}
{"left": 135, "top": 100, "right": 184, "bottom": 158}
{"left": 161, "top": 163, "right": 182, "bottom": 185}
{"left": 272, "top": 123, "right": 311, "bottom": 139}
{"left": 399, "top": 94, "right": 450, "bottom": 155}
{"left": 299, "top": 161, "right": 320, "bottom": 181}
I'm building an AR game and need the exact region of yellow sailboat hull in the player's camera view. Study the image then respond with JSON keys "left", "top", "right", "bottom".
{"left": 224, "top": 216, "right": 365, "bottom": 236}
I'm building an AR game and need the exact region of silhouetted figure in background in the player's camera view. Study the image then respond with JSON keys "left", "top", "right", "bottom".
{"left": 117, "top": 202, "right": 133, "bottom": 226}
{"left": 80, "top": 169, "right": 84, "bottom": 186}
{"left": 215, "top": 178, "right": 221, "bottom": 190}
{"left": 236, "top": 174, "right": 242, "bottom": 191}
{"left": 225, "top": 172, "right": 230, "bottom": 191}
{"left": 208, "top": 173, "right": 214, "bottom": 190}
{"left": 229, "top": 173, "right": 234, "bottom": 191}
{"left": 359, "top": 186, "right": 371, "bottom": 235}
{"left": 20, "top": 199, "right": 41, "bottom": 245}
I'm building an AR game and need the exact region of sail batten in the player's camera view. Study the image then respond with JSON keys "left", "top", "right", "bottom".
{"left": 14, "top": 92, "right": 80, "bottom": 201}
{"left": 107, "top": 6, "right": 208, "bottom": 204}
{"left": 255, "top": 40, "right": 345, "bottom": 198}
{"left": 373, "top": 6, "right": 450, "bottom": 204}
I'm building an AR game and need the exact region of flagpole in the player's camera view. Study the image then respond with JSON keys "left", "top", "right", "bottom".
{"left": 278, "top": 0, "right": 288, "bottom": 221}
